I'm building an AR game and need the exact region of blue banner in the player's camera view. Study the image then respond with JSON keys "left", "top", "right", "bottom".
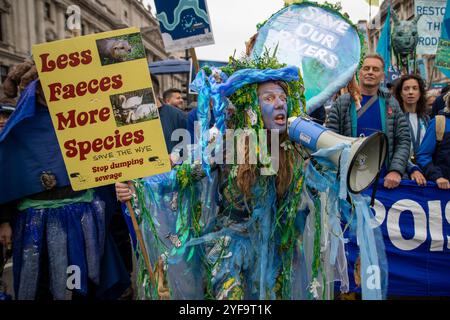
{"left": 347, "top": 180, "right": 450, "bottom": 297}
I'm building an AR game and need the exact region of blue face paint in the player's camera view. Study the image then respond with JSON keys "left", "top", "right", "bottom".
{"left": 258, "top": 82, "right": 288, "bottom": 133}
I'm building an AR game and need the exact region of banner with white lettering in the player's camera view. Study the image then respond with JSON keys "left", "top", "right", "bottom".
{"left": 415, "top": 0, "right": 447, "bottom": 55}
{"left": 347, "top": 181, "right": 450, "bottom": 297}
{"left": 251, "top": 3, "right": 361, "bottom": 113}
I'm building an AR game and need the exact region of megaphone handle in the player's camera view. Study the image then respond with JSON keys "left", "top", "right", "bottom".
{"left": 370, "top": 136, "right": 385, "bottom": 207}
{"left": 370, "top": 175, "right": 380, "bottom": 207}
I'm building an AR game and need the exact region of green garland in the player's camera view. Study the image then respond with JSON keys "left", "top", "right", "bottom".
{"left": 176, "top": 162, "right": 218, "bottom": 299}
{"left": 275, "top": 153, "right": 306, "bottom": 299}
{"left": 311, "top": 194, "right": 322, "bottom": 299}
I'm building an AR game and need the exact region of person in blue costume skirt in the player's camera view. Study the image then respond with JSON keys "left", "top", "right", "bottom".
{"left": 0, "top": 61, "right": 130, "bottom": 300}
{"left": 116, "top": 54, "right": 388, "bottom": 300}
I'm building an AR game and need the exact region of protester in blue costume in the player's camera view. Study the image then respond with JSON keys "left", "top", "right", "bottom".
{"left": 116, "top": 53, "right": 388, "bottom": 300}
{"left": 0, "top": 62, "right": 130, "bottom": 300}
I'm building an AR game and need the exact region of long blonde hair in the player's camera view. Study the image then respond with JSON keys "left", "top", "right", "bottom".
{"left": 236, "top": 132, "right": 294, "bottom": 200}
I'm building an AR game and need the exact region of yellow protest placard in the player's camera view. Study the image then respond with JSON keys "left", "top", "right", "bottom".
{"left": 32, "top": 27, "right": 171, "bottom": 191}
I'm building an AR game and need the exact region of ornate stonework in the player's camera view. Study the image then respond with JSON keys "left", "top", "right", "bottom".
{"left": 0, "top": 0, "right": 186, "bottom": 97}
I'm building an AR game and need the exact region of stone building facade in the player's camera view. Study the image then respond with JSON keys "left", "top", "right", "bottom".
{"left": 0, "top": 0, "right": 186, "bottom": 99}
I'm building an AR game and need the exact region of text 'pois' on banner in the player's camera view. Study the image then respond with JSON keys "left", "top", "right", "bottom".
{"left": 32, "top": 27, "right": 171, "bottom": 191}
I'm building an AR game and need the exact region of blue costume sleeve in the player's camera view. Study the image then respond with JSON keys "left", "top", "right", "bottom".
{"left": 416, "top": 119, "right": 443, "bottom": 181}
{"left": 187, "top": 108, "right": 197, "bottom": 144}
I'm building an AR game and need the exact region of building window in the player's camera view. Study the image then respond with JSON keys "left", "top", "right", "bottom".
{"left": 44, "top": 2, "right": 52, "bottom": 20}
{"left": 124, "top": 10, "right": 128, "bottom": 19}
{"left": 1, "top": 65, "right": 9, "bottom": 83}
{"left": 81, "top": 23, "right": 86, "bottom": 35}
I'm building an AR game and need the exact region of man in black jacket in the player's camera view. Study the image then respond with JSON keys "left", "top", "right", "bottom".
{"left": 151, "top": 76, "right": 187, "bottom": 154}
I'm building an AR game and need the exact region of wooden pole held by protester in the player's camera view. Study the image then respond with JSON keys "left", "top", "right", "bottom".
{"left": 126, "top": 199, "right": 156, "bottom": 290}
{"left": 189, "top": 48, "right": 200, "bottom": 73}
{"left": 70, "top": 25, "right": 159, "bottom": 298}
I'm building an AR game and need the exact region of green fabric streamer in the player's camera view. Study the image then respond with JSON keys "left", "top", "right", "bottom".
{"left": 310, "top": 195, "right": 322, "bottom": 299}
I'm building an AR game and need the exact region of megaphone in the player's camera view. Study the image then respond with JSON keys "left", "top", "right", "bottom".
{"left": 288, "top": 117, "right": 387, "bottom": 194}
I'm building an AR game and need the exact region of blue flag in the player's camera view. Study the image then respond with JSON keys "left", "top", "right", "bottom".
{"left": 436, "top": 0, "right": 450, "bottom": 79}
{"left": 376, "top": 7, "right": 391, "bottom": 75}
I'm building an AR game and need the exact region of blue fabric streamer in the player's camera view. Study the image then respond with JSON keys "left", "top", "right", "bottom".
{"left": 352, "top": 193, "right": 388, "bottom": 300}
{"left": 310, "top": 142, "right": 350, "bottom": 199}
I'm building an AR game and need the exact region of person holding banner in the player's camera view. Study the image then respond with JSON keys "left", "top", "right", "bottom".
{"left": 116, "top": 62, "right": 308, "bottom": 300}
{"left": 327, "top": 54, "right": 411, "bottom": 189}
{"left": 116, "top": 53, "right": 388, "bottom": 300}
{"left": 416, "top": 93, "right": 450, "bottom": 190}
{"left": 0, "top": 62, "right": 130, "bottom": 300}
{"left": 393, "top": 74, "right": 429, "bottom": 186}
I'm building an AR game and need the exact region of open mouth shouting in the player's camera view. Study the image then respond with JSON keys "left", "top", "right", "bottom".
{"left": 274, "top": 113, "right": 286, "bottom": 126}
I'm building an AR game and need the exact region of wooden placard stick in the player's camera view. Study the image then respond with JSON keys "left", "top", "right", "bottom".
{"left": 189, "top": 48, "right": 200, "bottom": 73}
{"left": 67, "top": 19, "right": 160, "bottom": 298}
{"left": 126, "top": 199, "right": 157, "bottom": 291}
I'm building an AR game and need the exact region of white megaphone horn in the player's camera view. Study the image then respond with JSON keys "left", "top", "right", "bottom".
{"left": 288, "top": 116, "right": 387, "bottom": 194}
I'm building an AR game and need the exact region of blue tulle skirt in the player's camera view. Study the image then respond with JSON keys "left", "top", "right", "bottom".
{"left": 12, "top": 198, "right": 105, "bottom": 300}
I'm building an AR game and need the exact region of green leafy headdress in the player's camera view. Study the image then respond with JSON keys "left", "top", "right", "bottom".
{"left": 190, "top": 52, "right": 307, "bottom": 176}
